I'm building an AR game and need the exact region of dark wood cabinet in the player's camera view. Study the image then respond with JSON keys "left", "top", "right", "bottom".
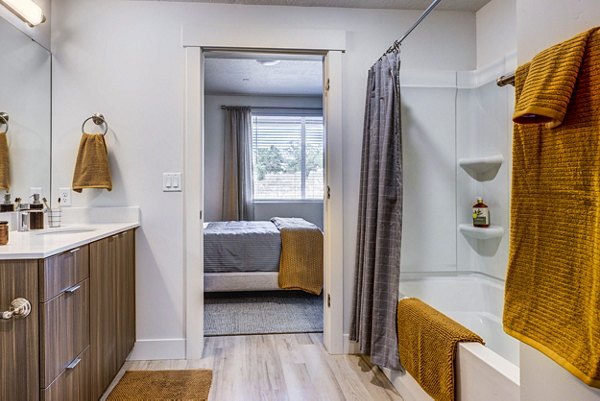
{"left": 90, "top": 231, "right": 136, "bottom": 400}
{"left": 0, "top": 228, "right": 135, "bottom": 401}
{"left": 0, "top": 260, "right": 40, "bottom": 401}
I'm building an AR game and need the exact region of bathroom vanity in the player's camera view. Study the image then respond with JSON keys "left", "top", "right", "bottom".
{"left": 0, "top": 223, "right": 138, "bottom": 401}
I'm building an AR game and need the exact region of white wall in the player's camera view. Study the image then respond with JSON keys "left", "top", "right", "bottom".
{"left": 515, "top": 0, "right": 600, "bottom": 399}
{"left": 203, "top": 94, "right": 323, "bottom": 228}
{"left": 51, "top": 0, "right": 476, "bottom": 358}
{"left": 476, "top": 0, "right": 516, "bottom": 68}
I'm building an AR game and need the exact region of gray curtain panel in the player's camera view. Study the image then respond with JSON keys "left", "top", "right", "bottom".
{"left": 350, "top": 51, "right": 403, "bottom": 370}
{"left": 222, "top": 106, "right": 255, "bottom": 221}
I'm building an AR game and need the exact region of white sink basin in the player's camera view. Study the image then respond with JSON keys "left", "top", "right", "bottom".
{"left": 34, "top": 226, "right": 97, "bottom": 236}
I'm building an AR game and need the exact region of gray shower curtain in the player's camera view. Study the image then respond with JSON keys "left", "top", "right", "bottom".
{"left": 350, "top": 51, "right": 403, "bottom": 370}
{"left": 222, "top": 106, "right": 255, "bottom": 221}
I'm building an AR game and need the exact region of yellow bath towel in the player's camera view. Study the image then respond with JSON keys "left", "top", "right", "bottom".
{"left": 0, "top": 133, "right": 9, "bottom": 190}
{"left": 397, "top": 298, "right": 483, "bottom": 401}
{"left": 72, "top": 133, "right": 112, "bottom": 193}
{"left": 504, "top": 27, "right": 600, "bottom": 388}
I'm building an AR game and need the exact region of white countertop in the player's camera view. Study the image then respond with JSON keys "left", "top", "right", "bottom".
{"left": 0, "top": 223, "right": 140, "bottom": 259}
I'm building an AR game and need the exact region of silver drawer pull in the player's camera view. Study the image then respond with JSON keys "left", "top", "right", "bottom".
{"left": 64, "top": 284, "right": 81, "bottom": 294}
{"left": 66, "top": 357, "right": 81, "bottom": 370}
{"left": 69, "top": 247, "right": 80, "bottom": 254}
{"left": 0, "top": 298, "right": 31, "bottom": 320}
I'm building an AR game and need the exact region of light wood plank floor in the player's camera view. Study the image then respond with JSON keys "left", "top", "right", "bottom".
{"left": 102, "top": 333, "right": 403, "bottom": 401}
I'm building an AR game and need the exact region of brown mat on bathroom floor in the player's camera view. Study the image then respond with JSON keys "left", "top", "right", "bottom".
{"left": 107, "top": 369, "right": 212, "bottom": 400}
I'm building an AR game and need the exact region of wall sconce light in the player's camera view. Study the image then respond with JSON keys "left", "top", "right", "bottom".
{"left": 0, "top": 0, "right": 46, "bottom": 27}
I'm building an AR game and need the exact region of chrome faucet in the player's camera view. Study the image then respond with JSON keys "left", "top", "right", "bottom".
{"left": 17, "top": 204, "right": 30, "bottom": 232}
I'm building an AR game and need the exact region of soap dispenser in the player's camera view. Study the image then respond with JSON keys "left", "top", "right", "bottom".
{"left": 29, "top": 194, "right": 45, "bottom": 230}
{"left": 0, "top": 193, "right": 14, "bottom": 212}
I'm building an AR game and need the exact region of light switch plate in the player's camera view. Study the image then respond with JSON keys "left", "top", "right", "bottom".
{"left": 163, "top": 173, "right": 182, "bottom": 192}
{"left": 59, "top": 187, "right": 72, "bottom": 206}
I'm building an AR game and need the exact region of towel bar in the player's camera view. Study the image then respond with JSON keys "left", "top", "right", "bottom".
{"left": 81, "top": 113, "right": 108, "bottom": 136}
{"left": 0, "top": 112, "right": 8, "bottom": 134}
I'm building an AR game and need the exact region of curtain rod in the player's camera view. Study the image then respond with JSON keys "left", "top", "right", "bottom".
{"left": 220, "top": 106, "right": 322, "bottom": 110}
{"left": 380, "top": 0, "right": 443, "bottom": 59}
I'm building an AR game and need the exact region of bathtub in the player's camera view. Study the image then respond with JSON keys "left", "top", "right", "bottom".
{"left": 383, "top": 273, "right": 520, "bottom": 401}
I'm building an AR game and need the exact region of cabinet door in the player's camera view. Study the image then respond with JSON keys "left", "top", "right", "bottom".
{"left": 0, "top": 260, "right": 39, "bottom": 401}
{"left": 116, "top": 230, "right": 136, "bottom": 366}
{"left": 89, "top": 236, "right": 117, "bottom": 401}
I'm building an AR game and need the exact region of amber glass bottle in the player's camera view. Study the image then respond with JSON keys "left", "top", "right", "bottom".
{"left": 472, "top": 197, "right": 490, "bottom": 228}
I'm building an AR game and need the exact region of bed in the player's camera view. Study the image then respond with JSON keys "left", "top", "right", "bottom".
{"left": 203, "top": 219, "right": 322, "bottom": 293}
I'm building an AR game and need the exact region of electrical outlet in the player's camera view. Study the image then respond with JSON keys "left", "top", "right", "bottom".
{"left": 30, "top": 187, "right": 42, "bottom": 197}
{"left": 59, "top": 187, "right": 72, "bottom": 206}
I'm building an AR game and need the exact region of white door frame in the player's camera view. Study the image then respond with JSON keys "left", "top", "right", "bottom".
{"left": 183, "top": 26, "right": 346, "bottom": 359}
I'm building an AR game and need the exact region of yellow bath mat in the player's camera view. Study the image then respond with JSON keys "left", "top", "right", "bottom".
{"left": 504, "top": 27, "right": 600, "bottom": 388}
{"left": 107, "top": 369, "right": 212, "bottom": 400}
{"left": 397, "top": 298, "right": 483, "bottom": 401}
{"left": 72, "top": 133, "right": 112, "bottom": 192}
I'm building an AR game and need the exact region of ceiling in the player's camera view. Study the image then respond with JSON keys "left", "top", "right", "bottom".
{"left": 204, "top": 52, "right": 324, "bottom": 96}
{"left": 155, "top": 0, "right": 491, "bottom": 12}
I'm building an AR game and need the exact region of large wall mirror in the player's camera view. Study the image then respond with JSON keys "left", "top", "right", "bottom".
{"left": 0, "top": 16, "right": 51, "bottom": 204}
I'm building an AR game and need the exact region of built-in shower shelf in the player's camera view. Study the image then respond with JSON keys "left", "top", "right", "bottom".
{"left": 459, "top": 154, "right": 504, "bottom": 181}
{"left": 459, "top": 224, "right": 504, "bottom": 240}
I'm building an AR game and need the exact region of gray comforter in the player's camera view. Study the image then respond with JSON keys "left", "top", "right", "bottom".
{"left": 204, "top": 221, "right": 282, "bottom": 273}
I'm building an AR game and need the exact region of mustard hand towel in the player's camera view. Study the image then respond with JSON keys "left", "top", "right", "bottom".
{"left": 505, "top": 27, "right": 600, "bottom": 388}
{"left": 397, "top": 298, "right": 483, "bottom": 401}
{"left": 72, "top": 133, "right": 112, "bottom": 193}
{"left": 0, "top": 133, "right": 9, "bottom": 190}
{"left": 513, "top": 29, "right": 595, "bottom": 128}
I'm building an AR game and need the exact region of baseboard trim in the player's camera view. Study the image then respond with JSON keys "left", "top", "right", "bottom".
{"left": 128, "top": 339, "right": 186, "bottom": 361}
{"left": 343, "top": 334, "right": 360, "bottom": 354}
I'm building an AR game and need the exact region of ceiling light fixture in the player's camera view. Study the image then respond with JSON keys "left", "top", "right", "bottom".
{"left": 257, "top": 60, "right": 281, "bottom": 67}
{"left": 0, "top": 0, "right": 46, "bottom": 27}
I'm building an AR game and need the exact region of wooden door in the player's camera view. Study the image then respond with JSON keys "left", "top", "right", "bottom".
{"left": 0, "top": 260, "right": 39, "bottom": 401}
{"left": 116, "top": 230, "right": 136, "bottom": 366}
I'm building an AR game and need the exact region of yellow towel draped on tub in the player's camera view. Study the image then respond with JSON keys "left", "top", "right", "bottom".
{"left": 397, "top": 298, "right": 483, "bottom": 401}
{"left": 72, "top": 133, "right": 112, "bottom": 192}
{"left": 0, "top": 132, "right": 9, "bottom": 190}
{"left": 504, "top": 27, "right": 600, "bottom": 388}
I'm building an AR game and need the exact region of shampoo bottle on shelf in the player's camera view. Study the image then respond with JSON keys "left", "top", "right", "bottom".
{"left": 472, "top": 197, "right": 490, "bottom": 228}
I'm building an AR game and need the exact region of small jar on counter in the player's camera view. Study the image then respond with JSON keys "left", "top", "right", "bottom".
{"left": 0, "top": 221, "right": 9, "bottom": 245}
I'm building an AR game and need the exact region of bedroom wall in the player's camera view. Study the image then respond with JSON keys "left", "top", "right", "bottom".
{"left": 204, "top": 94, "right": 324, "bottom": 228}
{"left": 50, "top": 0, "right": 476, "bottom": 359}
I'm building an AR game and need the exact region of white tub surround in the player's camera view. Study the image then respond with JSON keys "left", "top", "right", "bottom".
{"left": 387, "top": 274, "right": 520, "bottom": 401}
{"left": 0, "top": 206, "right": 140, "bottom": 259}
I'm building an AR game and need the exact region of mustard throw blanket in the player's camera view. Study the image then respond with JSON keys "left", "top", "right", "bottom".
{"left": 504, "top": 27, "right": 600, "bottom": 388}
{"left": 72, "top": 133, "right": 112, "bottom": 193}
{"left": 271, "top": 217, "right": 323, "bottom": 295}
{"left": 0, "top": 133, "right": 9, "bottom": 190}
{"left": 397, "top": 298, "right": 484, "bottom": 401}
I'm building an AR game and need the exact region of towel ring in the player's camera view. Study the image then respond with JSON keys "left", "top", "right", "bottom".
{"left": 81, "top": 113, "right": 108, "bottom": 136}
{"left": 0, "top": 112, "right": 8, "bottom": 135}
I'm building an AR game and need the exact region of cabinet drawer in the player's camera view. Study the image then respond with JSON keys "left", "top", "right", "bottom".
{"left": 40, "top": 245, "right": 89, "bottom": 302}
{"left": 40, "top": 279, "right": 90, "bottom": 388}
{"left": 41, "top": 347, "right": 90, "bottom": 401}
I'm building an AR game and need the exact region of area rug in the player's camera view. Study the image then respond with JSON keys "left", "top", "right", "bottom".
{"left": 107, "top": 370, "right": 212, "bottom": 401}
{"left": 204, "top": 291, "right": 323, "bottom": 336}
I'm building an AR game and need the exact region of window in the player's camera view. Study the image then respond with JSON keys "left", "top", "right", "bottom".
{"left": 251, "top": 110, "right": 324, "bottom": 200}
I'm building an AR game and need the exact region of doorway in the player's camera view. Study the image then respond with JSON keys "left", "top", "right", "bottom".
{"left": 183, "top": 27, "right": 345, "bottom": 358}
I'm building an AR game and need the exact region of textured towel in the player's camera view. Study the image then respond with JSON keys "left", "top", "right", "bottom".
{"left": 504, "top": 27, "right": 600, "bottom": 388}
{"left": 513, "top": 29, "right": 595, "bottom": 128}
{"left": 397, "top": 298, "right": 484, "bottom": 401}
{"left": 0, "top": 133, "right": 9, "bottom": 190}
{"left": 271, "top": 217, "right": 323, "bottom": 295}
{"left": 72, "top": 133, "right": 112, "bottom": 192}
